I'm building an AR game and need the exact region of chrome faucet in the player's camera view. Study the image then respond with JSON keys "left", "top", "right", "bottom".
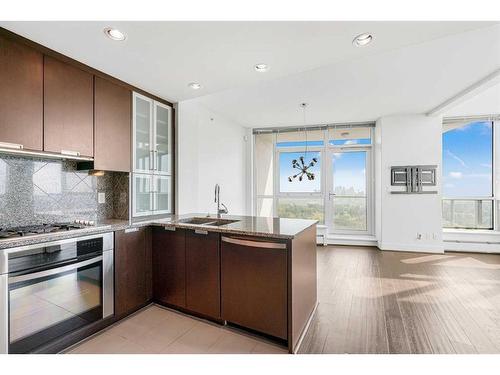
{"left": 214, "top": 184, "right": 228, "bottom": 216}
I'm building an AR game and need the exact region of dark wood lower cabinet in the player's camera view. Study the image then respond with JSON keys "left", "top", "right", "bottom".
{"left": 114, "top": 227, "right": 152, "bottom": 317}
{"left": 221, "top": 236, "right": 288, "bottom": 340}
{"left": 35, "top": 224, "right": 316, "bottom": 354}
{"left": 152, "top": 227, "right": 186, "bottom": 308}
{"left": 185, "top": 230, "right": 220, "bottom": 319}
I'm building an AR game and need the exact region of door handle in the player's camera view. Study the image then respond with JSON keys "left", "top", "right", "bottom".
{"left": 9, "top": 256, "right": 102, "bottom": 284}
{"left": 328, "top": 192, "right": 336, "bottom": 200}
{"left": 221, "top": 236, "right": 286, "bottom": 249}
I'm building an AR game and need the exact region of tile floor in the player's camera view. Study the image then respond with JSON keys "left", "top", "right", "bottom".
{"left": 67, "top": 305, "right": 288, "bottom": 354}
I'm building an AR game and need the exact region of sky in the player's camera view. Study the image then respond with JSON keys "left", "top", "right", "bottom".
{"left": 442, "top": 121, "right": 493, "bottom": 197}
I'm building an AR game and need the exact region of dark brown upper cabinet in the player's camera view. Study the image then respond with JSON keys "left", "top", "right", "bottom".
{"left": 0, "top": 35, "right": 43, "bottom": 151}
{"left": 43, "top": 56, "right": 94, "bottom": 157}
{"left": 94, "top": 77, "right": 131, "bottom": 172}
{"left": 185, "top": 230, "right": 221, "bottom": 320}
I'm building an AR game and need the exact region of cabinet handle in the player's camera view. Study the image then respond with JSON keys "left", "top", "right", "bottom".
{"left": 149, "top": 150, "right": 154, "bottom": 170}
{"left": 164, "top": 226, "right": 176, "bottom": 231}
{"left": 154, "top": 150, "right": 158, "bottom": 170}
{"left": 0, "top": 142, "right": 23, "bottom": 150}
{"left": 124, "top": 227, "right": 139, "bottom": 233}
{"left": 221, "top": 236, "right": 286, "bottom": 249}
{"left": 61, "top": 149, "right": 81, "bottom": 157}
{"left": 194, "top": 229, "right": 208, "bottom": 235}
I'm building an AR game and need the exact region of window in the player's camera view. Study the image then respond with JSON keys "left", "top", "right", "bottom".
{"left": 277, "top": 149, "right": 323, "bottom": 222}
{"left": 277, "top": 198, "right": 324, "bottom": 223}
{"left": 254, "top": 125, "right": 373, "bottom": 234}
{"left": 330, "top": 151, "right": 368, "bottom": 231}
{"left": 278, "top": 151, "right": 321, "bottom": 193}
{"left": 254, "top": 133, "right": 274, "bottom": 218}
{"left": 442, "top": 120, "right": 495, "bottom": 229}
{"left": 328, "top": 126, "right": 371, "bottom": 146}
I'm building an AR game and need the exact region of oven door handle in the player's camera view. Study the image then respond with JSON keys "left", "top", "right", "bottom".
{"left": 8, "top": 256, "right": 103, "bottom": 285}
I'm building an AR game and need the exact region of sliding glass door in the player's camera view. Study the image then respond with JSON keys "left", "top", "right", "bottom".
{"left": 327, "top": 149, "right": 371, "bottom": 234}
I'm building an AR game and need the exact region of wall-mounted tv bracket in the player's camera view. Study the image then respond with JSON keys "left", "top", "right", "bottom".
{"left": 390, "top": 165, "right": 437, "bottom": 194}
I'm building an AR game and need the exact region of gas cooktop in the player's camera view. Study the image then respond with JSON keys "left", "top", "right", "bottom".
{"left": 0, "top": 222, "right": 95, "bottom": 239}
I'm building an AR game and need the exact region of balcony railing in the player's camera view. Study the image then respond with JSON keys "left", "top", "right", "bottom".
{"left": 442, "top": 198, "right": 494, "bottom": 230}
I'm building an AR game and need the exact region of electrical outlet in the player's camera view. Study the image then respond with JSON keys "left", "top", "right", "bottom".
{"left": 416, "top": 233, "right": 422, "bottom": 240}
{"left": 98, "top": 192, "right": 106, "bottom": 204}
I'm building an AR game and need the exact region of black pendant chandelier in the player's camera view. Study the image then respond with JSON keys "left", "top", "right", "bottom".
{"left": 288, "top": 103, "right": 317, "bottom": 183}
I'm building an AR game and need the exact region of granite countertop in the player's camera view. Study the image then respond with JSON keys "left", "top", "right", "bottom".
{"left": 0, "top": 214, "right": 317, "bottom": 250}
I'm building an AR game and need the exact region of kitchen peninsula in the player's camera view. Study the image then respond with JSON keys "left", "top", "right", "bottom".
{"left": 0, "top": 214, "right": 317, "bottom": 354}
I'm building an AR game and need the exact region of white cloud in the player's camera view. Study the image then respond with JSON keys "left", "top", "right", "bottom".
{"left": 480, "top": 163, "right": 492, "bottom": 169}
{"left": 449, "top": 172, "right": 463, "bottom": 179}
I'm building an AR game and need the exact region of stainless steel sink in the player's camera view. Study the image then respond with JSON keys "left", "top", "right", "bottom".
{"left": 178, "top": 217, "right": 239, "bottom": 226}
{"left": 204, "top": 219, "right": 239, "bottom": 226}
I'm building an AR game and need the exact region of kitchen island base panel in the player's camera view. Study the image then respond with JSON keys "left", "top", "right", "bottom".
{"left": 289, "top": 224, "right": 318, "bottom": 352}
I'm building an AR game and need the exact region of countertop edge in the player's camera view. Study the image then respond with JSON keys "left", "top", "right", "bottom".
{"left": 0, "top": 218, "right": 318, "bottom": 250}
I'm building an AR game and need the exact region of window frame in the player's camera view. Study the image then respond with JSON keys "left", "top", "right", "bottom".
{"left": 326, "top": 146, "right": 373, "bottom": 235}
{"left": 253, "top": 126, "right": 375, "bottom": 235}
{"left": 442, "top": 120, "right": 497, "bottom": 231}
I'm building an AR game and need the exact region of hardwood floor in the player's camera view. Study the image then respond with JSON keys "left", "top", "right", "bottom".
{"left": 299, "top": 246, "right": 500, "bottom": 354}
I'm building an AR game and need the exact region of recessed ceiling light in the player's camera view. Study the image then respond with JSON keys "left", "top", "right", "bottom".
{"left": 188, "top": 82, "right": 202, "bottom": 90}
{"left": 254, "top": 63, "right": 269, "bottom": 72}
{"left": 353, "top": 33, "right": 373, "bottom": 47}
{"left": 104, "top": 27, "right": 126, "bottom": 41}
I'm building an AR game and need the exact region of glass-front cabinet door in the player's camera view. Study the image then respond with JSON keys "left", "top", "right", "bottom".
{"left": 153, "top": 175, "right": 171, "bottom": 214}
{"left": 153, "top": 102, "right": 172, "bottom": 175}
{"left": 133, "top": 93, "right": 153, "bottom": 173}
{"left": 133, "top": 174, "right": 153, "bottom": 217}
{"left": 132, "top": 92, "right": 173, "bottom": 218}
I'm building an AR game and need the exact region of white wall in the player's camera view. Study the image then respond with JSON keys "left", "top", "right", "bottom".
{"left": 176, "top": 100, "right": 250, "bottom": 216}
{"left": 375, "top": 115, "right": 444, "bottom": 253}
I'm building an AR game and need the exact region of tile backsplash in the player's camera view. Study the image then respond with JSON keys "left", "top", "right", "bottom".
{"left": 0, "top": 154, "right": 129, "bottom": 228}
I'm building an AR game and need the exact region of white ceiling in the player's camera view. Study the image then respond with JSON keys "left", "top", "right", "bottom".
{"left": 192, "top": 23, "right": 500, "bottom": 127}
{"left": 1, "top": 21, "right": 498, "bottom": 127}
{"left": 445, "top": 82, "right": 500, "bottom": 117}
{"left": 0, "top": 21, "right": 496, "bottom": 106}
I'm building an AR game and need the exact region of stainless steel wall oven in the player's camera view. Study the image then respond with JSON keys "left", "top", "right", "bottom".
{"left": 0, "top": 232, "right": 114, "bottom": 353}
